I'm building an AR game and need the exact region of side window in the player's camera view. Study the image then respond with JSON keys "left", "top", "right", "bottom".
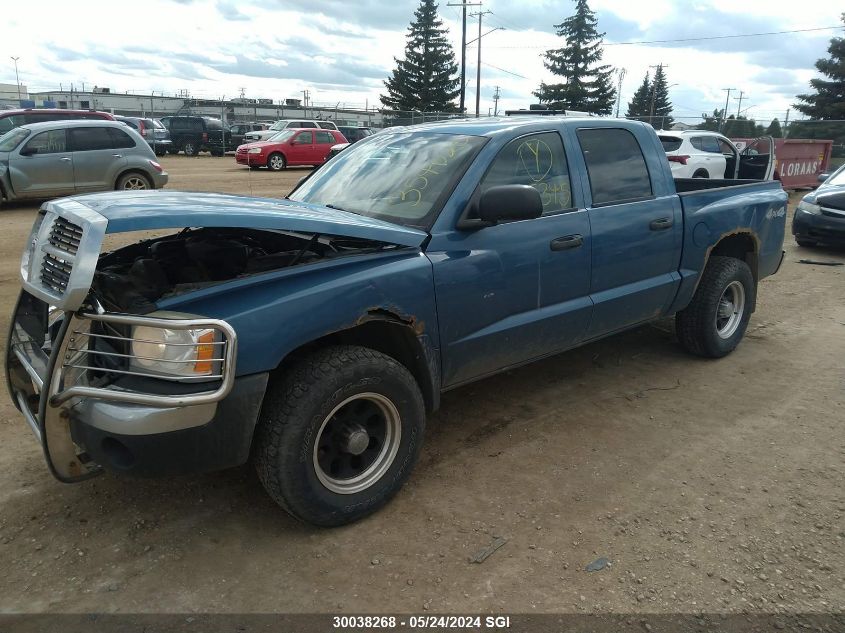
{"left": 301, "top": 122, "right": 317, "bottom": 128}
{"left": 24, "top": 129, "right": 67, "bottom": 154}
{"left": 192, "top": 119, "right": 204, "bottom": 133}
{"left": 69, "top": 127, "right": 114, "bottom": 151}
{"left": 480, "top": 132, "right": 573, "bottom": 214}
{"left": 576, "top": 128, "right": 652, "bottom": 205}
{"left": 690, "top": 137, "right": 704, "bottom": 151}
{"left": 0, "top": 115, "right": 24, "bottom": 134}
{"left": 718, "top": 139, "right": 735, "bottom": 154}
{"left": 318, "top": 122, "right": 335, "bottom": 130}
{"left": 109, "top": 127, "right": 136, "bottom": 149}
{"left": 315, "top": 131, "right": 335, "bottom": 144}
{"left": 700, "top": 136, "right": 721, "bottom": 153}
{"left": 294, "top": 131, "right": 313, "bottom": 144}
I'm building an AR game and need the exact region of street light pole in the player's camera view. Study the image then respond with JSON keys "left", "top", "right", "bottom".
{"left": 10, "top": 57, "right": 21, "bottom": 101}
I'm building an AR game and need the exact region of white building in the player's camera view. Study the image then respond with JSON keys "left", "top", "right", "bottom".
{"left": 0, "top": 82, "right": 28, "bottom": 108}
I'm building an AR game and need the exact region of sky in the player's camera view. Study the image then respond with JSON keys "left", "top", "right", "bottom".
{"left": 0, "top": 0, "right": 842, "bottom": 124}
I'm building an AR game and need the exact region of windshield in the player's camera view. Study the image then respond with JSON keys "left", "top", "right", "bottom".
{"left": 0, "top": 127, "right": 30, "bottom": 152}
{"left": 826, "top": 163, "right": 845, "bottom": 186}
{"left": 268, "top": 130, "right": 296, "bottom": 143}
{"left": 289, "top": 132, "right": 486, "bottom": 229}
{"left": 270, "top": 121, "right": 287, "bottom": 131}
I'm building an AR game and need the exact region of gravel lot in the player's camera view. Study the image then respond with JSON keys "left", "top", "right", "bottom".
{"left": 0, "top": 155, "right": 843, "bottom": 615}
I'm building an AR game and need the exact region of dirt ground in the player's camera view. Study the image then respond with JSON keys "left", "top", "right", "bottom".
{"left": 0, "top": 155, "right": 843, "bottom": 615}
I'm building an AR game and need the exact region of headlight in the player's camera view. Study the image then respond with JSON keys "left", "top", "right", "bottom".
{"left": 797, "top": 200, "right": 821, "bottom": 215}
{"left": 131, "top": 326, "right": 220, "bottom": 378}
{"left": 247, "top": 147, "right": 263, "bottom": 154}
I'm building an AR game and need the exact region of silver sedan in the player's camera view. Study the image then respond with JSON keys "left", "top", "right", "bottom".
{"left": 0, "top": 119, "right": 168, "bottom": 207}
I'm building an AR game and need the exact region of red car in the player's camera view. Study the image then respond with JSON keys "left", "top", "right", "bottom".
{"left": 236, "top": 128, "right": 347, "bottom": 170}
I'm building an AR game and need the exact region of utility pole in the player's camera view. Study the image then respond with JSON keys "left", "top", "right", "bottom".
{"left": 302, "top": 89, "right": 310, "bottom": 116}
{"left": 614, "top": 68, "right": 626, "bottom": 117}
{"left": 448, "top": 2, "right": 482, "bottom": 115}
{"left": 648, "top": 64, "right": 666, "bottom": 127}
{"left": 492, "top": 85, "right": 500, "bottom": 116}
{"left": 10, "top": 56, "right": 21, "bottom": 101}
{"left": 719, "top": 87, "right": 734, "bottom": 132}
{"left": 783, "top": 108, "right": 790, "bottom": 138}
{"left": 733, "top": 90, "right": 746, "bottom": 117}
{"left": 469, "top": 10, "right": 492, "bottom": 118}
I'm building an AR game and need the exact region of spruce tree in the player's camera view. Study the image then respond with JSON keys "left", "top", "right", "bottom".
{"left": 380, "top": 0, "right": 461, "bottom": 113}
{"left": 649, "top": 64, "right": 674, "bottom": 129}
{"left": 533, "top": 0, "right": 616, "bottom": 114}
{"left": 794, "top": 12, "right": 845, "bottom": 120}
{"left": 765, "top": 118, "right": 783, "bottom": 138}
{"left": 625, "top": 72, "right": 652, "bottom": 120}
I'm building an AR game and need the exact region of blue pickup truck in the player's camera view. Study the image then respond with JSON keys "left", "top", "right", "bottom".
{"left": 6, "top": 117, "right": 787, "bottom": 526}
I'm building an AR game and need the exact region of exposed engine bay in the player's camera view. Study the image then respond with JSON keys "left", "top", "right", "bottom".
{"left": 92, "top": 227, "right": 392, "bottom": 313}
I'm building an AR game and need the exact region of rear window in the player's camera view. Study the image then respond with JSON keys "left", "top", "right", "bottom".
{"left": 576, "top": 128, "right": 653, "bottom": 205}
{"left": 659, "top": 136, "right": 682, "bottom": 152}
{"left": 204, "top": 118, "right": 223, "bottom": 129}
{"left": 0, "top": 114, "right": 25, "bottom": 134}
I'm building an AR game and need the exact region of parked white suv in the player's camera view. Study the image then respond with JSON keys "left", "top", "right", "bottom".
{"left": 658, "top": 130, "right": 741, "bottom": 179}
{"left": 244, "top": 119, "right": 338, "bottom": 143}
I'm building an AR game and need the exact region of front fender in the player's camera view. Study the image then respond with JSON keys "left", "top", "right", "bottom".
{"left": 154, "top": 249, "right": 440, "bottom": 377}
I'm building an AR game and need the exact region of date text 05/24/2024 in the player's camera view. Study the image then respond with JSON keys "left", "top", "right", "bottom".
{"left": 333, "top": 615, "right": 512, "bottom": 629}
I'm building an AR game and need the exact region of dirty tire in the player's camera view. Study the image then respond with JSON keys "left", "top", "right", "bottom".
{"left": 676, "top": 256, "right": 755, "bottom": 358}
{"left": 183, "top": 140, "right": 199, "bottom": 156}
{"left": 267, "top": 153, "right": 286, "bottom": 171}
{"left": 795, "top": 237, "right": 817, "bottom": 248}
{"left": 254, "top": 345, "right": 425, "bottom": 527}
{"left": 115, "top": 172, "right": 151, "bottom": 191}
{"left": 692, "top": 169, "right": 709, "bottom": 178}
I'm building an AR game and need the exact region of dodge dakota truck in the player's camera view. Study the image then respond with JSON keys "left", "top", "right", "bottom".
{"left": 6, "top": 117, "right": 787, "bottom": 526}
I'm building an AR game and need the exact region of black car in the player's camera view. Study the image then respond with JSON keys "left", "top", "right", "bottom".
{"left": 337, "top": 126, "right": 373, "bottom": 143}
{"left": 115, "top": 116, "right": 172, "bottom": 156}
{"left": 792, "top": 164, "right": 845, "bottom": 247}
{"left": 159, "top": 116, "right": 231, "bottom": 156}
{"left": 229, "top": 122, "right": 271, "bottom": 148}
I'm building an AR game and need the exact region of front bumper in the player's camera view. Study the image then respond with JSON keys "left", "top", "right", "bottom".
{"left": 793, "top": 207, "right": 845, "bottom": 243}
{"left": 5, "top": 290, "right": 257, "bottom": 481}
{"left": 236, "top": 152, "right": 266, "bottom": 166}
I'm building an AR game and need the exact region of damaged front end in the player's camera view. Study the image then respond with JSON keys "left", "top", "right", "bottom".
{"left": 6, "top": 192, "right": 425, "bottom": 481}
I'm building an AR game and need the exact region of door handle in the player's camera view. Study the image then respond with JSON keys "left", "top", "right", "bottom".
{"left": 649, "top": 217, "right": 673, "bottom": 231}
{"left": 550, "top": 234, "right": 583, "bottom": 251}
{"left": 59, "top": 157, "right": 71, "bottom": 162}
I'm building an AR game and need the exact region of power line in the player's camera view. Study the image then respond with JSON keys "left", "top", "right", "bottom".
{"left": 467, "top": 24, "right": 843, "bottom": 49}
{"left": 480, "top": 60, "right": 527, "bottom": 79}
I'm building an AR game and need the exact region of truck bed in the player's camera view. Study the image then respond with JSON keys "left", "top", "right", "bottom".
{"left": 674, "top": 177, "right": 772, "bottom": 193}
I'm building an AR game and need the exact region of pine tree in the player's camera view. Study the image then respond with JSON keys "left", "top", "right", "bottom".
{"left": 380, "top": 0, "right": 461, "bottom": 113}
{"left": 765, "top": 118, "right": 783, "bottom": 138}
{"left": 533, "top": 0, "right": 616, "bottom": 114}
{"left": 697, "top": 109, "right": 723, "bottom": 132}
{"left": 649, "top": 64, "right": 674, "bottom": 130}
{"left": 625, "top": 72, "right": 652, "bottom": 120}
{"left": 794, "top": 12, "right": 845, "bottom": 120}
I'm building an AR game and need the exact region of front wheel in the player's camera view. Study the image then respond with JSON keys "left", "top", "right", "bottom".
{"left": 182, "top": 140, "right": 199, "bottom": 156}
{"left": 676, "top": 256, "right": 755, "bottom": 358}
{"left": 267, "top": 152, "right": 286, "bottom": 171}
{"left": 254, "top": 345, "right": 425, "bottom": 526}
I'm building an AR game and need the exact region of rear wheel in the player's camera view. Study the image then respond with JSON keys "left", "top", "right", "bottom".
{"left": 692, "top": 169, "right": 709, "bottom": 178}
{"left": 676, "top": 256, "right": 755, "bottom": 358}
{"left": 254, "top": 345, "right": 425, "bottom": 526}
{"left": 267, "top": 153, "right": 286, "bottom": 171}
{"left": 115, "top": 172, "right": 151, "bottom": 191}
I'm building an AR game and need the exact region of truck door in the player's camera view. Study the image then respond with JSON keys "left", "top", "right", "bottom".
{"left": 9, "top": 129, "right": 74, "bottom": 198}
{"left": 574, "top": 126, "right": 683, "bottom": 337}
{"left": 430, "top": 131, "right": 593, "bottom": 387}
{"left": 739, "top": 136, "right": 775, "bottom": 180}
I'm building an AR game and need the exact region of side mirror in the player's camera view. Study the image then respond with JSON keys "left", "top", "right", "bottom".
{"left": 19, "top": 146, "right": 38, "bottom": 156}
{"left": 818, "top": 173, "right": 830, "bottom": 184}
{"left": 477, "top": 185, "right": 543, "bottom": 224}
